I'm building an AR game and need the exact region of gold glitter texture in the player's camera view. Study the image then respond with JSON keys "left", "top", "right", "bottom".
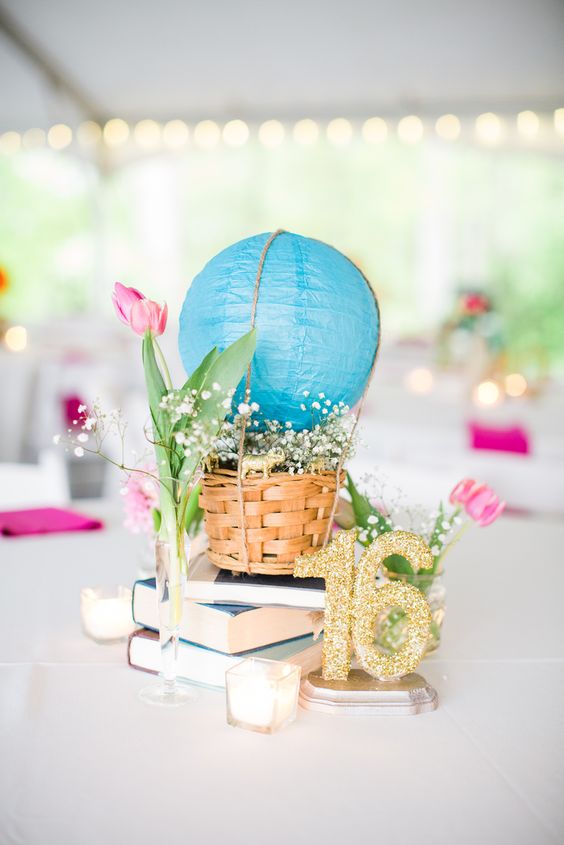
{"left": 353, "top": 531, "right": 433, "bottom": 680}
{"left": 294, "top": 529, "right": 434, "bottom": 682}
{"left": 294, "top": 530, "right": 356, "bottom": 680}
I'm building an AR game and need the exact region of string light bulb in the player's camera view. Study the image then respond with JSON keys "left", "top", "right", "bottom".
{"left": 47, "top": 124, "right": 72, "bottom": 150}
{"left": 4, "top": 325, "right": 27, "bottom": 352}
{"left": 103, "top": 119, "right": 130, "bottom": 147}
{"left": 435, "top": 114, "right": 461, "bottom": 141}
{"left": 404, "top": 367, "right": 434, "bottom": 394}
{"left": 475, "top": 112, "right": 502, "bottom": 145}
{"left": 397, "top": 115, "right": 424, "bottom": 144}
{"left": 504, "top": 372, "right": 527, "bottom": 397}
{"left": 0, "top": 131, "right": 21, "bottom": 153}
{"left": 293, "top": 119, "right": 319, "bottom": 145}
{"left": 222, "top": 120, "right": 249, "bottom": 146}
{"left": 2, "top": 109, "right": 563, "bottom": 157}
{"left": 77, "top": 121, "right": 102, "bottom": 146}
{"left": 258, "top": 120, "right": 285, "bottom": 147}
{"left": 517, "top": 110, "right": 539, "bottom": 138}
{"left": 194, "top": 120, "right": 220, "bottom": 148}
{"left": 326, "top": 118, "right": 353, "bottom": 145}
{"left": 162, "top": 120, "right": 189, "bottom": 148}
{"left": 133, "top": 119, "right": 161, "bottom": 149}
{"left": 22, "top": 128, "right": 46, "bottom": 149}
{"left": 362, "top": 117, "right": 387, "bottom": 143}
{"left": 473, "top": 379, "right": 501, "bottom": 406}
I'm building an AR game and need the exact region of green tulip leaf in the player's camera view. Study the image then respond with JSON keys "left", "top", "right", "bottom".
{"left": 179, "top": 328, "right": 257, "bottom": 491}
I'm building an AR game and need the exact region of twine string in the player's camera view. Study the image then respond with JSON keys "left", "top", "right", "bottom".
{"left": 234, "top": 230, "right": 381, "bottom": 566}
{"left": 322, "top": 263, "right": 381, "bottom": 546}
{"left": 235, "top": 229, "right": 285, "bottom": 572}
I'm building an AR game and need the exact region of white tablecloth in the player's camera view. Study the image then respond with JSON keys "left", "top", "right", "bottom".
{"left": 1, "top": 505, "right": 563, "bottom": 845}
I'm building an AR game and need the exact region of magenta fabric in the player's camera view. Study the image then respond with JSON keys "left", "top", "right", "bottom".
{"left": 469, "top": 422, "right": 530, "bottom": 455}
{"left": 0, "top": 507, "right": 104, "bottom": 537}
{"left": 62, "top": 394, "right": 86, "bottom": 428}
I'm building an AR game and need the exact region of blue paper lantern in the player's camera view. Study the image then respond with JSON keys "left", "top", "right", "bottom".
{"left": 178, "top": 231, "right": 379, "bottom": 429}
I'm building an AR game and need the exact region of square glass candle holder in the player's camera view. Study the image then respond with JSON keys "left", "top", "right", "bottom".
{"left": 226, "top": 657, "right": 301, "bottom": 734}
{"left": 80, "top": 586, "right": 135, "bottom": 643}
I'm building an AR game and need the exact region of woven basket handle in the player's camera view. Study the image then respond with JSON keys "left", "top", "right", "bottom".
{"left": 236, "top": 230, "right": 285, "bottom": 571}
{"left": 235, "top": 231, "right": 381, "bottom": 571}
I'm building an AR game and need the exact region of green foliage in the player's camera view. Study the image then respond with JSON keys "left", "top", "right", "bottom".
{"left": 141, "top": 327, "right": 256, "bottom": 530}
{"left": 344, "top": 472, "right": 447, "bottom": 591}
{"left": 142, "top": 332, "right": 168, "bottom": 438}
{"left": 344, "top": 473, "right": 414, "bottom": 576}
{"left": 0, "top": 151, "right": 96, "bottom": 319}
{"left": 152, "top": 508, "right": 162, "bottom": 534}
{"left": 344, "top": 472, "right": 440, "bottom": 585}
{"left": 184, "top": 483, "right": 203, "bottom": 537}
{"left": 141, "top": 332, "right": 172, "bottom": 498}
{"left": 2, "top": 146, "right": 564, "bottom": 369}
{"left": 344, "top": 472, "right": 391, "bottom": 539}
{"left": 181, "top": 347, "right": 221, "bottom": 396}
{"left": 177, "top": 329, "right": 257, "bottom": 487}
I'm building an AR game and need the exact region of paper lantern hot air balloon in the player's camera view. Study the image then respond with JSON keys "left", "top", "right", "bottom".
{"left": 179, "top": 231, "right": 379, "bottom": 429}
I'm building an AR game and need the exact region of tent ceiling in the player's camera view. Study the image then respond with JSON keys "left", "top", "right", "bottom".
{"left": 1, "top": 0, "right": 564, "bottom": 131}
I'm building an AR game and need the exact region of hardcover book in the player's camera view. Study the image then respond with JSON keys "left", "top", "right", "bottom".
{"left": 185, "top": 549, "right": 325, "bottom": 610}
{"left": 132, "top": 578, "right": 317, "bottom": 654}
{"left": 128, "top": 628, "right": 323, "bottom": 689}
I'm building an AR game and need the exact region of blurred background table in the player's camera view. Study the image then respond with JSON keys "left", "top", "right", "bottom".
{"left": 1, "top": 503, "right": 563, "bottom": 845}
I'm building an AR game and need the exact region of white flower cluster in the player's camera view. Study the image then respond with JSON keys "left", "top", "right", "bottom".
{"left": 53, "top": 399, "right": 127, "bottom": 458}
{"left": 159, "top": 390, "right": 197, "bottom": 423}
{"left": 159, "top": 384, "right": 235, "bottom": 466}
{"left": 356, "top": 471, "right": 463, "bottom": 555}
{"left": 211, "top": 394, "right": 357, "bottom": 474}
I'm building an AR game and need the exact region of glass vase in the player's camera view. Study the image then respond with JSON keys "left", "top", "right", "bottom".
{"left": 138, "top": 535, "right": 197, "bottom": 707}
{"left": 374, "top": 571, "right": 446, "bottom": 656}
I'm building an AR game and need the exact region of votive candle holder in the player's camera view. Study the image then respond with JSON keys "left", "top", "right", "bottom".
{"left": 226, "top": 657, "right": 301, "bottom": 734}
{"left": 80, "top": 586, "right": 135, "bottom": 643}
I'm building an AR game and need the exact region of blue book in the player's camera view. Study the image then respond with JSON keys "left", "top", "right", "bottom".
{"left": 128, "top": 628, "right": 322, "bottom": 689}
{"left": 132, "top": 578, "right": 316, "bottom": 654}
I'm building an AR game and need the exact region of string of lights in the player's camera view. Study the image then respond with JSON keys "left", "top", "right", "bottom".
{"left": 0, "top": 110, "right": 563, "bottom": 154}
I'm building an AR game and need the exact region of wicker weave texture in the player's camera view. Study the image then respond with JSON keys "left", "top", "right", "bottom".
{"left": 199, "top": 469, "right": 345, "bottom": 574}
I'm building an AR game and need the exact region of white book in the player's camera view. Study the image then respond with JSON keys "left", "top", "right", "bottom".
{"left": 132, "top": 578, "right": 316, "bottom": 654}
{"left": 185, "top": 549, "right": 326, "bottom": 611}
{"left": 128, "top": 629, "right": 323, "bottom": 689}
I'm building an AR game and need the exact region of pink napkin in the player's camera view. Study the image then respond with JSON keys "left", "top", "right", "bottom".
{"left": 0, "top": 507, "right": 104, "bottom": 537}
{"left": 469, "top": 422, "right": 530, "bottom": 455}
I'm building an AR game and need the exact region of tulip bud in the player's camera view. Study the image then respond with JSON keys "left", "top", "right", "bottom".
{"left": 112, "top": 282, "right": 144, "bottom": 325}
{"left": 130, "top": 299, "right": 168, "bottom": 337}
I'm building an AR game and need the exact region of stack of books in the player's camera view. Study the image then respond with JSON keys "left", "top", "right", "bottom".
{"left": 128, "top": 547, "right": 326, "bottom": 689}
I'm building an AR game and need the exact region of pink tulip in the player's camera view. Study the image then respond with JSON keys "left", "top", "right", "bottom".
{"left": 464, "top": 484, "right": 506, "bottom": 527}
{"left": 130, "top": 298, "right": 168, "bottom": 337}
{"left": 449, "top": 478, "right": 478, "bottom": 505}
{"left": 112, "top": 282, "right": 144, "bottom": 325}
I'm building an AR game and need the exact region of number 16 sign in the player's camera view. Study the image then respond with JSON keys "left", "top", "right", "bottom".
{"left": 294, "top": 529, "right": 439, "bottom": 715}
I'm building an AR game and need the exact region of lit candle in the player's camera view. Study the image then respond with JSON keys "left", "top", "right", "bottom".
{"left": 226, "top": 657, "right": 301, "bottom": 734}
{"left": 80, "top": 586, "right": 135, "bottom": 643}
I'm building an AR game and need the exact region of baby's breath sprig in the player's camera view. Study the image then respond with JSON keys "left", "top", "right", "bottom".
{"left": 210, "top": 394, "right": 357, "bottom": 474}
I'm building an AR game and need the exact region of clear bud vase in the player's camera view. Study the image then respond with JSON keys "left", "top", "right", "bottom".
{"left": 138, "top": 535, "right": 197, "bottom": 707}
{"left": 375, "top": 571, "right": 446, "bottom": 656}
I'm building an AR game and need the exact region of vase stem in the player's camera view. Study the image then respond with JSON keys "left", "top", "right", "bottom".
{"left": 138, "top": 534, "right": 196, "bottom": 707}
{"left": 156, "top": 538, "right": 182, "bottom": 695}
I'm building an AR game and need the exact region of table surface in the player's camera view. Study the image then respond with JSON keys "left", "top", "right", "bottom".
{"left": 1, "top": 503, "right": 563, "bottom": 845}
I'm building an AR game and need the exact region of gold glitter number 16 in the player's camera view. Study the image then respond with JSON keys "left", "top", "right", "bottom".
{"left": 294, "top": 530, "right": 434, "bottom": 681}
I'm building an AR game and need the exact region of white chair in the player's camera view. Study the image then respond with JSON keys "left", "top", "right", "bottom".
{"left": 0, "top": 450, "right": 69, "bottom": 509}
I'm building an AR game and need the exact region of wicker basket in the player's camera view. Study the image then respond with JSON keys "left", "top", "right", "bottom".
{"left": 199, "top": 468, "right": 346, "bottom": 575}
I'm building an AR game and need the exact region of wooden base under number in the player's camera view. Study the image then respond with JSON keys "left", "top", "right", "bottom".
{"left": 299, "top": 668, "right": 438, "bottom": 716}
